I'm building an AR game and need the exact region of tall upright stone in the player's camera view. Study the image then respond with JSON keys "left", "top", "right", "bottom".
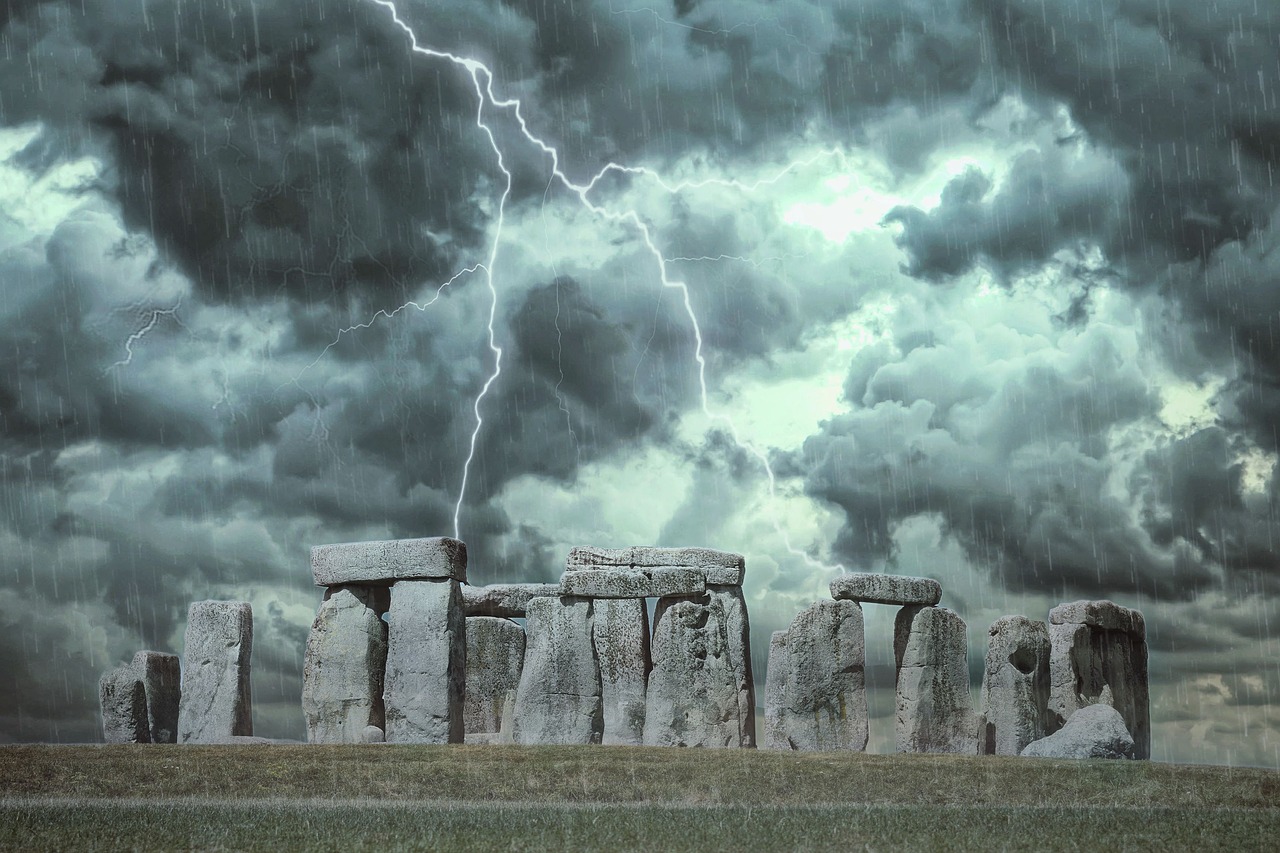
{"left": 513, "top": 596, "right": 602, "bottom": 745}
{"left": 893, "top": 605, "right": 975, "bottom": 754}
{"left": 592, "top": 598, "right": 650, "bottom": 745}
{"left": 978, "top": 616, "right": 1051, "bottom": 756}
{"left": 384, "top": 579, "right": 465, "bottom": 743}
{"left": 302, "top": 586, "right": 389, "bottom": 744}
{"left": 764, "top": 599, "right": 868, "bottom": 752}
{"left": 132, "top": 651, "right": 181, "bottom": 744}
{"left": 100, "top": 666, "right": 149, "bottom": 744}
{"left": 1048, "top": 600, "right": 1150, "bottom": 759}
{"left": 464, "top": 616, "right": 525, "bottom": 741}
{"left": 178, "top": 600, "right": 253, "bottom": 744}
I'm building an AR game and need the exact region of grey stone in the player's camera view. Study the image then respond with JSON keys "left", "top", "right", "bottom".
{"left": 311, "top": 537, "right": 467, "bottom": 586}
{"left": 462, "top": 583, "right": 561, "bottom": 618}
{"left": 513, "top": 596, "right": 602, "bottom": 745}
{"left": 132, "top": 651, "right": 181, "bottom": 744}
{"left": 560, "top": 567, "right": 705, "bottom": 599}
{"left": 383, "top": 579, "right": 465, "bottom": 743}
{"left": 1021, "top": 703, "right": 1135, "bottom": 759}
{"left": 978, "top": 616, "right": 1051, "bottom": 756}
{"left": 302, "top": 586, "right": 388, "bottom": 744}
{"left": 893, "top": 605, "right": 975, "bottom": 754}
{"left": 829, "top": 573, "right": 942, "bottom": 606}
{"left": 644, "top": 587, "right": 755, "bottom": 747}
{"left": 567, "top": 546, "right": 745, "bottom": 585}
{"left": 1048, "top": 600, "right": 1150, "bottom": 760}
{"left": 361, "top": 725, "right": 385, "bottom": 743}
{"left": 100, "top": 666, "right": 149, "bottom": 744}
{"left": 593, "top": 598, "right": 650, "bottom": 745}
{"left": 178, "top": 600, "right": 253, "bottom": 744}
{"left": 464, "top": 616, "right": 525, "bottom": 741}
{"left": 764, "top": 599, "right": 868, "bottom": 752}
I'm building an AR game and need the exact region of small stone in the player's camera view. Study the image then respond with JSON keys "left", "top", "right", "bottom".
{"left": 311, "top": 537, "right": 467, "bottom": 586}
{"left": 1021, "top": 703, "right": 1135, "bottom": 759}
{"left": 461, "top": 583, "right": 561, "bottom": 618}
{"left": 567, "top": 546, "right": 745, "bottom": 585}
{"left": 560, "top": 567, "right": 705, "bottom": 599}
{"left": 361, "top": 725, "right": 385, "bottom": 743}
{"left": 178, "top": 601, "right": 253, "bottom": 744}
{"left": 513, "top": 596, "right": 602, "bottom": 745}
{"left": 302, "top": 586, "right": 388, "bottom": 744}
{"left": 978, "top": 616, "right": 1051, "bottom": 756}
{"left": 830, "top": 573, "right": 942, "bottom": 606}
{"left": 464, "top": 616, "right": 525, "bottom": 740}
{"left": 384, "top": 579, "right": 465, "bottom": 743}
{"left": 100, "top": 666, "right": 149, "bottom": 744}
{"left": 593, "top": 598, "right": 650, "bottom": 745}
{"left": 894, "top": 605, "right": 975, "bottom": 754}
{"left": 132, "top": 651, "right": 181, "bottom": 744}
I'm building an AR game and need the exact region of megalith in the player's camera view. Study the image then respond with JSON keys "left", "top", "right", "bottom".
{"left": 1021, "top": 703, "right": 1135, "bottom": 760}
{"left": 383, "top": 578, "right": 466, "bottom": 743}
{"left": 132, "top": 651, "right": 181, "bottom": 744}
{"left": 100, "top": 666, "right": 149, "bottom": 744}
{"left": 302, "top": 585, "right": 389, "bottom": 744}
{"left": 464, "top": 616, "right": 525, "bottom": 742}
{"left": 978, "top": 616, "right": 1051, "bottom": 756}
{"left": 513, "top": 596, "right": 602, "bottom": 745}
{"left": 592, "top": 598, "right": 650, "bottom": 745}
{"left": 311, "top": 537, "right": 468, "bottom": 586}
{"left": 462, "top": 583, "right": 561, "bottom": 618}
{"left": 178, "top": 600, "right": 253, "bottom": 744}
{"left": 830, "top": 573, "right": 942, "bottom": 607}
{"left": 893, "top": 605, "right": 975, "bottom": 754}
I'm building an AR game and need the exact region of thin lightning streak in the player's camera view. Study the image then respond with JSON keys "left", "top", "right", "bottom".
{"left": 107, "top": 298, "right": 185, "bottom": 372}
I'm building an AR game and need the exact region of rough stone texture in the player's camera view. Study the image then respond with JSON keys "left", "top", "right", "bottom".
{"left": 462, "top": 583, "right": 561, "bottom": 618}
{"left": 978, "top": 616, "right": 1051, "bottom": 756}
{"left": 463, "top": 616, "right": 525, "bottom": 741}
{"left": 893, "top": 605, "right": 975, "bottom": 754}
{"left": 829, "top": 573, "right": 942, "bottom": 606}
{"left": 383, "top": 579, "right": 465, "bottom": 744}
{"left": 644, "top": 587, "right": 755, "bottom": 748}
{"left": 100, "top": 666, "right": 149, "bottom": 744}
{"left": 567, "top": 546, "right": 745, "bottom": 585}
{"left": 764, "top": 599, "right": 868, "bottom": 752}
{"left": 513, "top": 596, "right": 602, "bottom": 745}
{"left": 178, "top": 600, "right": 253, "bottom": 744}
{"left": 1021, "top": 703, "right": 1136, "bottom": 759}
{"left": 560, "top": 568, "right": 705, "bottom": 599}
{"left": 361, "top": 725, "right": 385, "bottom": 743}
{"left": 302, "top": 586, "right": 389, "bottom": 744}
{"left": 311, "top": 537, "right": 467, "bottom": 586}
{"left": 132, "top": 651, "right": 181, "bottom": 744}
{"left": 593, "top": 598, "right": 650, "bottom": 745}
{"left": 1048, "top": 600, "right": 1150, "bottom": 760}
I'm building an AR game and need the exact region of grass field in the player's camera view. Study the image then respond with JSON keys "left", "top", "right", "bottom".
{"left": 1, "top": 745, "right": 1276, "bottom": 850}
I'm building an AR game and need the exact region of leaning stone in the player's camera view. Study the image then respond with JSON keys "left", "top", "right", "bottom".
{"left": 978, "top": 616, "right": 1050, "bottom": 756}
{"left": 132, "top": 651, "right": 181, "bottom": 744}
{"left": 560, "top": 567, "right": 705, "bottom": 599}
{"left": 462, "top": 583, "right": 561, "bottom": 618}
{"left": 384, "top": 579, "right": 465, "bottom": 743}
{"left": 311, "top": 537, "right": 467, "bottom": 586}
{"left": 764, "top": 599, "right": 868, "bottom": 752}
{"left": 893, "top": 605, "right": 975, "bottom": 754}
{"left": 302, "top": 586, "right": 389, "bottom": 744}
{"left": 464, "top": 616, "right": 525, "bottom": 741}
{"left": 567, "top": 546, "right": 745, "bottom": 585}
{"left": 513, "top": 596, "right": 602, "bottom": 745}
{"left": 178, "top": 600, "right": 253, "bottom": 744}
{"left": 593, "top": 598, "right": 650, "bottom": 745}
{"left": 1021, "top": 703, "right": 1135, "bottom": 759}
{"left": 644, "top": 587, "right": 755, "bottom": 747}
{"left": 830, "top": 573, "right": 942, "bottom": 606}
{"left": 100, "top": 666, "right": 149, "bottom": 744}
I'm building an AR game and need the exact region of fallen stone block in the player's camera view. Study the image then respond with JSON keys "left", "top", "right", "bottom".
{"left": 384, "top": 579, "right": 465, "bottom": 743}
{"left": 464, "top": 616, "right": 525, "bottom": 741}
{"left": 311, "top": 537, "right": 467, "bottom": 586}
{"left": 178, "top": 600, "right": 253, "bottom": 744}
{"left": 830, "top": 573, "right": 942, "bottom": 606}
{"left": 567, "top": 546, "right": 745, "bottom": 585}
{"left": 462, "top": 583, "right": 560, "bottom": 618}
{"left": 978, "top": 616, "right": 1051, "bottom": 756}
{"left": 100, "top": 666, "right": 149, "bottom": 744}
{"left": 1021, "top": 703, "right": 1135, "bottom": 759}
{"left": 132, "top": 651, "right": 181, "bottom": 744}
{"left": 593, "top": 598, "right": 650, "bottom": 745}
{"left": 513, "top": 596, "right": 603, "bottom": 745}
{"left": 361, "top": 725, "right": 385, "bottom": 743}
{"left": 894, "top": 605, "right": 975, "bottom": 754}
{"left": 560, "top": 567, "right": 705, "bottom": 599}
{"left": 302, "top": 585, "right": 389, "bottom": 744}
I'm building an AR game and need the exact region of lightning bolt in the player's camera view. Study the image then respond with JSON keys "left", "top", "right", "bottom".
{"left": 106, "top": 297, "right": 186, "bottom": 373}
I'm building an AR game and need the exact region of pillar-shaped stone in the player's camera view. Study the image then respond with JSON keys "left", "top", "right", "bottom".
{"left": 303, "top": 585, "right": 389, "bottom": 744}
{"left": 101, "top": 666, "right": 149, "bottom": 744}
{"left": 464, "top": 616, "right": 525, "bottom": 741}
{"left": 893, "top": 605, "right": 975, "bottom": 754}
{"left": 593, "top": 598, "right": 650, "bottom": 745}
{"left": 765, "top": 599, "right": 868, "bottom": 752}
{"left": 978, "top": 616, "right": 1050, "bottom": 756}
{"left": 132, "top": 651, "right": 181, "bottom": 744}
{"left": 513, "top": 596, "right": 602, "bottom": 744}
{"left": 178, "top": 600, "right": 253, "bottom": 744}
{"left": 384, "top": 579, "right": 465, "bottom": 743}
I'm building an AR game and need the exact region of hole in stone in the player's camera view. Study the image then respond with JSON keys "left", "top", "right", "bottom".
{"left": 1008, "top": 647, "right": 1037, "bottom": 675}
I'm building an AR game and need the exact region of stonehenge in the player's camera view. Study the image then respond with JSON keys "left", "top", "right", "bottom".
{"left": 178, "top": 600, "right": 254, "bottom": 744}
{"left": 513, "top": 595, "right": 603, "bottom": 745}
{"left": 893, "top": 605, "right": 976, "bottom": 755}
{"left": 1021, "top": 703, "right": 1135, "bottom": 760}
{"left": 100, "top": 666, "right": 149, "bottom": 744}
{"left": 978, "top": 616, "right": 1051, "bottom": 756}
{"left": 133, "top": 651, "right": 181, "bottom": 744}
{"left": 464, "top": 616, "right": 525, "bottom": 741}
{"left": 302, "top": 586, "right": 389, "bottom": 744}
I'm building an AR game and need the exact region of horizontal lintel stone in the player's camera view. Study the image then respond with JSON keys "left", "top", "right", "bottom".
{"left": 311, "top": 537, "right": 467, "bottom": 586}
{"left": 566, "top": 546, "right": 744, "bottom": 585}
{"left": 829, "top": 573, "right": 942, "bottom": 606}
{"left": 559, "top": 567, "right": 706, "bottom": 599}
{"left": 462, "top": 583, "right": 562, "bottom": 617}
{"left": 1048, "top": 600, "right": 1144, "bottom": 636}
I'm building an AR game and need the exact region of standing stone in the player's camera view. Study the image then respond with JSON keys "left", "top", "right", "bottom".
{"left": 893, "top": 605, "right": 975, "bottom": 754}
{"left": 978, "top": 616, "right": 1051, "bottom": 756}
{"left": 644, "top": 587, "right": 755, "bottom": 748}
{"left": 178, "top": 600, "right": 253, "bottom": 744}
{"left": 302, "top": 586, "right": 389, "bottom": 744}
{"left": 384, "top": 579, "right": 465, "bottom": 743}
{"left": 1021, "top": 703, "right": 1135, "bottom": 760}
{"left": 764, "top": 599, "right": 868, "bottom": 752}
{"left": 132, "top": 651, "right": 181, "bottom": 744}
{"left": 513, "top": 596, "right": 602, "bottom": 745}
{"left": 464, "top": 616, "right": 525, "bottom": 741}
{"left": 593, "top": 598, "right": 650, "bottom": 745}
{"left": 100, "top": 666, "right": 149, "bottom": 744}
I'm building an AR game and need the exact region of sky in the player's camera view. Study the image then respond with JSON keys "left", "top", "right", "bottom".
{"left": 0, "top": 0, "right": 1277, "bottom": 766}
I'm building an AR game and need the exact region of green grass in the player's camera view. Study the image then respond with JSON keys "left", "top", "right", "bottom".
{"left": 1, "top": 746, "right": 1276, "bottom": 850}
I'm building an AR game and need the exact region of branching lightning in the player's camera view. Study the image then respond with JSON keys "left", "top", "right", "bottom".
{"left": 106, "top": 298, "right": 186, "bottom": 373}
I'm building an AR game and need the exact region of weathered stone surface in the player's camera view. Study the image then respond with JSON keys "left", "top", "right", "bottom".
{"left": 1048, "top": 600, "right": 1150, "bottom": 760}
{"left": 100, "top": 666, "right": 149, "bottom": 744}
{"left": 302, "top": 586, "right": 389, "bottom": 744}
{"left": 383, "top": 579, "right": 465, "bottom": 743}
{"left": 978, "top": 616, "right": 1051, "bottom": 756}
{"left": 593, "top": 598, "right": 650, "bottom": 745}
{"left": 513, "top": 596, "right": 602, "bottom": 745}
{"left": 178, "top": 600, "right": 253, "bottom": 744}
{"left": 464, "top": 616, "right": 525, "bottom": 742}
{"left": 567, "top": 546, "right": 745, "bottom": 585}
{"left": 311, "top": 537, "right": 467, "bottom": 586}
{"left": 132, "top": 651, "right": 181, "bottom": 744}
{"left": 764, "top": 599, "right": 868, "bottom": 752}
{"left": 644, "top": 587, "right": 755, "bottom": 747}
{"left": 560, "top": 568, "right": 705, "bottom": 599}
{"left": 893, "top": 605, "right": 975, "bottom": 754}
{"left": 1021, "top": 703, "right": 1135, "bottom": 759}
{"left": 461, "top": 583, "right": 560, "bottom": 618}
{"left": 361, "top": 725, "right": 385, "bottom": 743}
{"left": 830, "top": 573, "right": 942, "bottom": 607}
